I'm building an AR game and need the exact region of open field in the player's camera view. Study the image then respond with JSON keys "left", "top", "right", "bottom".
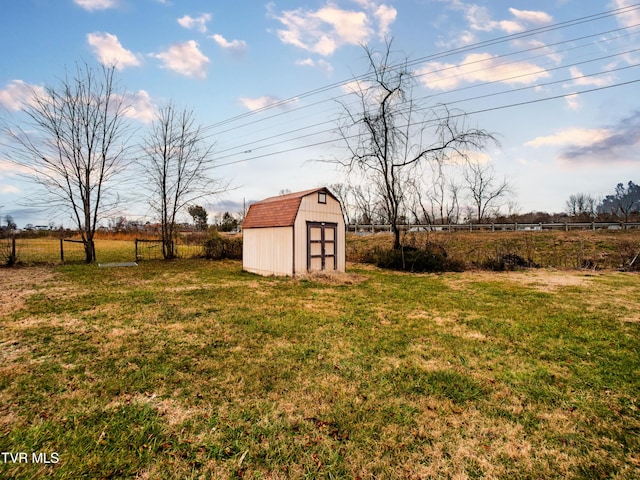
{"left": 348, "top": 229, "right": 640, "bottom": 270}
{"left": 3, "top": 228, "right": 640, "bottom": 270}
{"left": 1, "top": 259, "right": 639, "bottom": 479}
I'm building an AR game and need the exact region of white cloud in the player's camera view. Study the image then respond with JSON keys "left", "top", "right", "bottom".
{"left": 151, "top": 41, "right": 209, "bottom": 78}
{"left": 238, "top": 96, "right": 299, "bottom": 112}
{"left": 211, "top": 34, "right": 247, "bottom": 56}
{"left": 374, "top": 4, "right": 397, "bottom": 39}
{"left": 295, "top": 58, "right": 333, "bottom": 75}
{"left": 74, "top": 0, "right": 117, "bottom": 11}
{"left": 0, "top": 80, "right": 45, "bottom": 111}
{"left": 123, "top": 90, "right": 157, "bottom": 124}
{"left": 177, "top": 13, "right": 212, "bottom": 33}
{"left": 610, "top": 0, "right": 640, "bottom": 28}
{"left": 445, "top": 2, "right": 552, "bottom": 34}
{"left": 268, "top": 1, "right": 396, "bottom": 56}
{"left": 565, "top": 66, "right": 615, "bottom": 88}
{"left": 525, "top": 128, "right": 612, "bottom": 148}
{"left": 340, "top": 79, "right": 372, "bottom": 95}
{"left": 526, "top": 112, "right": 640, "bottom": 165}
{"left": 417, "top": 53, "right": 549, "bottom": 90}
{"left": 87, "top": 32, "right": 140, "bottom": 70}
{"left": 238, "top": 96, "right": 282, "bottom": 111}
{"left": 509, "top": 8, "right": 553, "bottom": 24}
{"left": 564, "top": 93, "right": 581, "bottom": 111}
{"left": 0, "top": 184, "right": 20, "bottom": 194}
{"left": 0, "top": 159, "right": 31, "bottom": 176}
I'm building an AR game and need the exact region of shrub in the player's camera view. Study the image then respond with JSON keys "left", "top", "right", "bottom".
{"left": 370, "top": 243, "right": 464, "bottom": 273}
{"left": 482, "top": 253, "right": 531, "bottom": 271}
{"left": 202, "top": 233, "right": 242, "bottom": 260}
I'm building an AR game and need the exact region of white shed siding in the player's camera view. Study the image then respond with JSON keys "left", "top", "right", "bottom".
{"left": 293, "top": 194, "right": 346, "bottom": 273}
{"left": 242, "top": 227, "right": 293, "bottom": 276}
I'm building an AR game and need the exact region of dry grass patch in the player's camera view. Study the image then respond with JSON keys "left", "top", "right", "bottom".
{"left": 296, "top": 270, "right": 369, "bottom": 285}
{"left": 0, "top": 267, "right": 60, "bottom": 313}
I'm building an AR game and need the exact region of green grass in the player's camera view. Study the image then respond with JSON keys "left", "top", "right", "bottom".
{"left": 1, "top": 260, "right": 639, "bottom": 478}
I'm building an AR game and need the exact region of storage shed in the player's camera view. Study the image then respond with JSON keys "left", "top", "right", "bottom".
{"left": 242, "top": 187, "right": 346, "bottom": 276}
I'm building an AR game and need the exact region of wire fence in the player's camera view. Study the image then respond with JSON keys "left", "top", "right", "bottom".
{"left": 1, "top": 237, "right": 88, "bottom": 265}
{"left": 0, "top": 235, "right": 217, "bottom": 266}
{"left": 134, "top": 239, "right": 205, "bottom": 261}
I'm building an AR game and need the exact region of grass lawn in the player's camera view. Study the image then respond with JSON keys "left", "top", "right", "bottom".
{"left": 0, "top": 260, "right": 639, "bottom": 479}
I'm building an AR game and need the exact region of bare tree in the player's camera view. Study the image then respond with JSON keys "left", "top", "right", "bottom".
{"left": 566, "top": 193, "right": 597, "bottom": 221}
{"left": 142, "top": 103, "right": 225, "bottom": 259}
{"left": 2, "top": 63, "right": 132, "bottom": 262}
{"left": 351, "top": 183, "right": 383, "bottom": 224}
{"left": 329, "top": 182, "right": 353, "bottom": 225}
{"left": 334, "top": 40, "right": 497, "bottom": 248}
{"left": 463, "top": 159, "right": 513, "bottom": 223}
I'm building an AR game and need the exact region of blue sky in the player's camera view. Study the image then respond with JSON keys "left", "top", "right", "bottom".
{"left": 1, "top": 0, "right": 639, "bottom": 227}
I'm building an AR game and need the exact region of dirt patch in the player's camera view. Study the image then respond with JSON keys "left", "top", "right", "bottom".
{"left": 444, "top": 269, "right": 598, "bottom": 293}
{"left": 0, "top": 267, "right": 59, "bottom": 314}
{"left": 296, "top": 270, "right": 369, "bottom": 285}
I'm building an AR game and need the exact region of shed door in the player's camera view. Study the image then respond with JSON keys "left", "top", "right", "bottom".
{"left": 307, "top": 222, "right": 337, "bottom": 271}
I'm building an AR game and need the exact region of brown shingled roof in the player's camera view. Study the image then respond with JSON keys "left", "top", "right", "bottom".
{"left": 242, "top": 187, "right": 334, "bottom": 229}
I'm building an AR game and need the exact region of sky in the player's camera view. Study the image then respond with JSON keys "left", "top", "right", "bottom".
{"left": 0, "top": 0, "right": 639, "bottom": 228}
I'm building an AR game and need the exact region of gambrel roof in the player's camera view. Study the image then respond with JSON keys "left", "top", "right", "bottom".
{"left": 242, "top": 187, "right": 337, "bottom": 229}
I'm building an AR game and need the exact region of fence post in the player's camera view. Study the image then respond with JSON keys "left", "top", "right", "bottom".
{"left": 135, "top": 239, "right": 138, "bottom": 262}
{"left": 60, "top": 238, "right": 64, "bottom": 263}
{"left": 11, "top": 237, "right": 16, "bottom": 264}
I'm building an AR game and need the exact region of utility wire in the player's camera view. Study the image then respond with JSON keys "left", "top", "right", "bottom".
{"left": 212, "top": 21, "right": 640, "bottom": 147}
{"left": 204, "top": 3, "right": 640, "bottom": 134}
{"left": 206, "top": 18, "right": 640, "bottom": 153}
{"left": 213, "top": 77, "right": 640, "bottom": 168}
{"left": 212, "top": 45, "right": 640, "bottom": 160}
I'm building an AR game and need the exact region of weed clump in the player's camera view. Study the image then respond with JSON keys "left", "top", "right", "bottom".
{"left": 367, "top": 242, "right": 464, "bottom": 273}
{"left": 202, "top": 232, "right": 242, "bottom": 260}
{"left": 482, "top": 253, "right": 538, "bottom": 271}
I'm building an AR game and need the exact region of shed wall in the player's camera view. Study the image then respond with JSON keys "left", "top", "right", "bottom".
{"left": 242, "top": 226, "right": 293, "bottom": 276}
{"left": 293, "top": 194, "right": 346, "bottom": 273}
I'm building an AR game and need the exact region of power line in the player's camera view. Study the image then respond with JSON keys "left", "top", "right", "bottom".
{"left": 212, "top": 45, "right": 640, "bottom": 161}
{"left": 212, "top": 21, "right": 640, "bottom": 149}
{"left": 205, "top": 15, "right": 640, "bottom": 157}
{"left": 203, "top": 3, "right": 640, "bottom": 135}
{"left": 213, "top": 77, "right": 640, "bottom": 168}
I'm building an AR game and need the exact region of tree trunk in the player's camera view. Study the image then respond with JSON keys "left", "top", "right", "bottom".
{"left": 84, "top": 239, "right": 95, "bottom": 263}
{"left": 393, "top": 226, "right": 401, "bottom": 250}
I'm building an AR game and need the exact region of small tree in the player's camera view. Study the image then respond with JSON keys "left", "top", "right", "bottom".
{"left": 188, "top": 205, "right": 208, "bottom": 231}
{"left": 3, "top": 63, "right": 132, "bottom": 262}
{"left": 566, "top": 193, "right": 597, "bottom": 221}
{"left": 5, "top": 215, "right": 17, "bottom": 231}
{"left": 463, "top": 159, "right": 513, "bottom": 223}
{"left": 142, "top": 103, "right": 225, "bottom": 259}
{"left": 219, "top": 212, "right": 238, "bottom": 232}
